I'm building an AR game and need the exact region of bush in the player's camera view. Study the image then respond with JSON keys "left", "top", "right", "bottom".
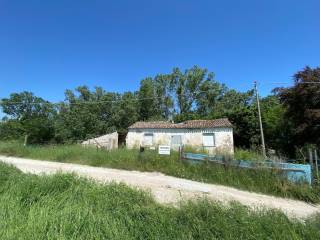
{"left": 234, "top": 148, "right": 265, "bottom": 161}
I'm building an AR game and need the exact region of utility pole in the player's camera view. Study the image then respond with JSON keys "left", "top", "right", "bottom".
{"left": 254, "top": 81, "right": 266, "bottom": 158}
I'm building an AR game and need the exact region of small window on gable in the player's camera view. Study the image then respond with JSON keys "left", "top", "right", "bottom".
{"left": 143, "top": 133, "right": 154, "bottom": 146}
{"left": 202, "top": 133, "right": 215, "bottom": 147}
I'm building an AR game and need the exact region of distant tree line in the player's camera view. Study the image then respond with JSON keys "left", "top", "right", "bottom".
{"left": 0, "top": 66, "right": 319, "bottom": 157}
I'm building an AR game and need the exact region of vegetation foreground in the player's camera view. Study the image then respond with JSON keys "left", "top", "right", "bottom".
{"left": 0, "top": 141, "right": 319, "bottom": 204}
{"left": 0, "top": 162, "right": 319, "bottom": 240}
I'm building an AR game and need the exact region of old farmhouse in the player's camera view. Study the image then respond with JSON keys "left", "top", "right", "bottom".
{"left": 126, "top": 118, "right": 234, "bottom": 154}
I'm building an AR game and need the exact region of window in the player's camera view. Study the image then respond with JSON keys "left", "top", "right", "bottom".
{"left": 202, "top": 133, "right": 215, "bottom": 147}
{"left": 143, "top": 133, "right": 153, "bottom": 146}
{"left": 171, "top": 135, "right": 182, "bottom": 146}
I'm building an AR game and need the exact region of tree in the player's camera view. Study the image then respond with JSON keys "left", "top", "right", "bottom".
{"left": 54, "top": 86, "right": 116, "bottom": 142}
{"left": 196, "top": 79, "right": 227, "bottom": 116}
{"left": 173, "top": 66, "right": 212, "bottom": 115}
{"left": 208, "top": 89, "right": 259, "bottom": 148}
{"left": 277, "top": 66, "right": 320, "bottom": 148}
{"left": 138, "top": 78, "right": 161, "bottom": 120}
{"left": 0, "top": 118, "right": 24, "bottom": 141}
{"left": 154, "top": 74, "right": 174, "bottom": 119}
{"left": 0, "top": 91, "right": 56, "bottom": 144}
{"left": 260, "top": 95, "right": 294, "bottom": 155}
{"left": 115, "top": 92, "right": 139, "bottom": 133}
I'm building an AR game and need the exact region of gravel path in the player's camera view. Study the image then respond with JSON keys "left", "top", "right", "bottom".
{"left": 1, "top": 155, "right": 319, "bottom": 219}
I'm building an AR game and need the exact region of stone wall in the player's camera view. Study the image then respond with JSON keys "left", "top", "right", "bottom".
{"left": 82, "top": 132, "right": 118, "bottom": 150}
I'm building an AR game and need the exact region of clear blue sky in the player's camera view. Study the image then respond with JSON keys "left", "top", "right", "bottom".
{"left": 0, "top": 0, "right": 319, "bottom": 104}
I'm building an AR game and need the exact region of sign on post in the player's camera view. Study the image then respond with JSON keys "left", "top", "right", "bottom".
{"left": 158, "top": 145, "right": 171, "bottom": 155}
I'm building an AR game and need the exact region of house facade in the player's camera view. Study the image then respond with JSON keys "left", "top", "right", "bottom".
{"left": 126, "top": 118, "right": 234, "bottom": 155}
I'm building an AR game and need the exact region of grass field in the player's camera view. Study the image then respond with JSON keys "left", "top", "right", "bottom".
{"left": 0, "top": 141, "right": 319, "bottom": 204}
{"left": 0, "top": 162, "right": 319, "bottom": 240}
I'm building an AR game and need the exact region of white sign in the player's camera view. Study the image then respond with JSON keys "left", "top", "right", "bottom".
{"left": 158, "top": 145, "right": 171, "bottom": 155}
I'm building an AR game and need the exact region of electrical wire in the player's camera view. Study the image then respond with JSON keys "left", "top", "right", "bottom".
{"left": 0, "top": 81, "right": 319, "bottom": 106}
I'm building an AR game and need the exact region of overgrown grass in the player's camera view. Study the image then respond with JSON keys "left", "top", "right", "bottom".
{"left": 0, "top": 141, "right": 319, "bottom": 203}
{"left": 234, "top": 148, "right": 266, "bottom": 161}
{"left": 0, "top": 162, "right": 319, "bottom": 239}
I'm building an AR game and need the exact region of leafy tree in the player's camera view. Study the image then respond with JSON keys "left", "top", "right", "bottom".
{"left": 115, "top": 92, "right": 139, "bottom": 133}
{"left": 138, "top": 78, "right": 161, "bottom": 120}
{"left": 208, "top": 89, "right": 259, "bottom": 148}
{"left": 154, "top": 74, "right": 174, "bottom": 119}
{"left": 54, "top": 86, "right": 116, "bottom": 142}
{"left": 0, "top": 91, "right": 56, "bottom": 144}
{"left": 196, "top": 80, "right": 227, "bottom": 116}
{"left": 260, "top": 95, "right": 294, "bottom": 155}
{"left": 0, "top": 118, "right": 24, "bottom": 140}
{"left": 173, "top": 66, "right": 213, "bottom": 114}
{"left": 277, "top": 66, "right": 320, "bottom": 148}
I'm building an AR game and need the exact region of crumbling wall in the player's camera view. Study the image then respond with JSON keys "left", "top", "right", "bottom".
{"left": 82, "top": 132, "right": 118, "bottom": 150}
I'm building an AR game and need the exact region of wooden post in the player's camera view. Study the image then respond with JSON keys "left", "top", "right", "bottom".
{"left": 309, "top": 148, "right": 314, "bottom": 184}
{"left": 23, "top": 134, "right": 29, "bottom": 147}
{"left": 314, "top": 149, "right": 319, "bottom": 181}
{"left": 179, "top": 145, "right": 184, "bottom": 162}
{"left": 308, "top": 148, "right": 313, "bottom": 167}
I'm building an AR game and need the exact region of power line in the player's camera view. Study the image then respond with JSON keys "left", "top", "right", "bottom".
{"left": 264, "top": 81, "right": 320, "bottom": 85}
{"left": 0, "top": 90, "right": 211, "bottom": 106}
{"left": 1, "top": 81, "right": 319, "bottom": 106}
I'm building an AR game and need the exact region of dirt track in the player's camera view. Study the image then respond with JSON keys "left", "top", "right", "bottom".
{"left": 1, "top": 155, "right": 319, "bottom": 219}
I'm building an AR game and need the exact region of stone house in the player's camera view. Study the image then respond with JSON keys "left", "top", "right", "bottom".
{"left": 126, "top": 118, "right": 234, "bottom": 155}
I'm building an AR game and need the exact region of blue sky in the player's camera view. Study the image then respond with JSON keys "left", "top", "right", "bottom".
{"left": 0, "top": 0, "right": 319, "bottom": 105}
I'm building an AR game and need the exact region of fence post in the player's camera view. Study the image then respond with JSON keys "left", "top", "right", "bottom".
{"left": 308, "top": 148, "right": 313, "bottom": 167}
{"left": 314, "top": 149, "right": 319, "bottom": 182}
{"left": 308, "top": 148, "right": 314, "bottom": 184}
{"left": 179, "top": 145, "right": 183, "bottom": 162}
{"left": 23, "top": 134, "right": 29, "bottom": 147}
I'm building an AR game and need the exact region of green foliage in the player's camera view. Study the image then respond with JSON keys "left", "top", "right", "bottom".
{"left": 182, "top": 145, "right": 209, "bottom": 154}
{"left": 0, "top": 92, "right": 56, "bottom": 144}
{"left": 0, "top": 162, "right": 319, "bottom": 239}
{"left": 54, "top": 86, "right": 118, "bottom": 142}
{"left": 138, "top": 77, "right": 158, "bottom": 120}
{"left": 0, "top": 141, "right": 319, "bottom": 203}
{"left": 173, "top": 66, "right": 215, "bottom": 114}
{"left": 1, "top": 65, "right": 319, "bottom": 156}
{"left": 277, "top": 66, "right": 320, "bottom": 148}
{"left": 234, "top": 148, "right": 265, "bottom": 161}
{"left": 0, "top": 119, "right": 24, "bottom": 141}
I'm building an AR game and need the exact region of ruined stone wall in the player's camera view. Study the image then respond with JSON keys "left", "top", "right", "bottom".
{"left": 82, "top": 132, "right": 118, "bottom": 150}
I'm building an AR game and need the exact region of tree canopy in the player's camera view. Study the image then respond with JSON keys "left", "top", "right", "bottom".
{"left": 277, "top": 66, "right": 320, "bottom": 147}
{"left": 1, "top": 66, "right": 319, "bottom": 157}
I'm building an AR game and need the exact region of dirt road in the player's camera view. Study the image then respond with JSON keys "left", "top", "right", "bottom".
{"left": 1, "top": 155, "right": 319, "bottom": 219}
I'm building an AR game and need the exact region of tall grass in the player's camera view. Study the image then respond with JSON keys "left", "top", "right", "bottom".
{"left": 0, "top": 141, "right": 319, "bottom": 203}
{"left": 0, "top": 162, "right": 319, "bottom": 240}
{"left": 234, "top": 148, "right": 266, "bottom": 161}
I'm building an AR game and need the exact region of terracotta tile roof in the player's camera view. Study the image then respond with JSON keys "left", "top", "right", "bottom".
{"left": 128, "top": 118, "right": 232, "bottom": 129}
